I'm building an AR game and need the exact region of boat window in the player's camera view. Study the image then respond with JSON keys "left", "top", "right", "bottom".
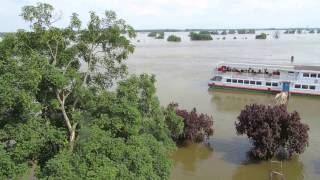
{"left": 303, "top": 73, "right": 309, "bottom": 77}
{"left": 250, "top": 81, "right": 255, "bottom": 85}
{"left": 238, "top": 80, "right": 243, "bottom": 83}
{"left": 256, "top": 81, "right": 262, "bottom": 85}
{"left": 226, "top": 79, "right": 231, "bottom": 83}
{"left": 309, "top": 85, "right": 316, "bottom": 90}
{"left": 244, "top": 80, "right": 249, "bottom": 84}
{"left": 266, "top": 82, "right": 271, "bottom": 86}
{"left": 302, "top": 85, "right": 308, "bottom": 89}
{"left": 232, "top": 79, "right": 237, "bottom": 83}
{"left": 272, "top": 82, "right": 278, "bottom": 87}
{"left": 311, "top": 73, "right": 317, "bottom": 78}
{"left": 294, "top": 84, "right": 301, "bottom": 88}
{"left": 318, "top": 74, "right": 320, "bottom": 78}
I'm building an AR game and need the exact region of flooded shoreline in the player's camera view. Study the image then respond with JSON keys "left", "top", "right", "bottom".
{"left": 127, "top": 32, "right": 320, "bottom": 179}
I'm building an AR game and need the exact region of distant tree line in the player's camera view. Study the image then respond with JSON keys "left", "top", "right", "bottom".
{"left": 189, "top": 32, "right": 213, "bottom": 40}
{"left": 147, "top": 32, "right": 164, "bottom": 39}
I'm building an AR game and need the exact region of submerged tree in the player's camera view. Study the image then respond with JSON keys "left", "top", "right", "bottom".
{"left": 167, "top": 103, "right": 214, "bottom": 143}
{"left": 235, "top": 104, "right": 309, "bottom": 160}
{"left": 167, "top": 35, "right": 181, "bottom": 42}
{"left": 189, "top": 32, "right": 213, "bottom": 41}
{"left": 255, "top": 33, "right": 267, "bottom": 39}
{"left": 273, "top": 30, "right": 280, "bottom": 39}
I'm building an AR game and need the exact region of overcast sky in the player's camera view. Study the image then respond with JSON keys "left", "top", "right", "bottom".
{"left": 1, "top": 0, "right": 320, "bottom": 32}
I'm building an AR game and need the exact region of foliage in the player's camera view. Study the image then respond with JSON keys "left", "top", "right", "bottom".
{"left": 284, "top": 29, "right": 295, "bottom": 34}
{"left": 167, "top": 35, "right": 181, "bottom": 42}
{"left": 211, "top": 30, "right": 219, "bottom": 35}
{"left": 220, "top": 30, "right": 227, "bottom": 35}
{"left": 164, "top": 104, "right": 184, "bottom": 141}
{"left": 237, "top": 29, "right": 255, "bottom": 34}
{"left": 41, "top": 127, "right": 173, "bottom": 180}
{"left": 168, "top": 103, "right": 214, "bottom": 143}
{"left": 228, "top": 30, "right": 236, "bottom": 34}
{"left": 255, "top": 33, "right": 267, "bottom": 39}
{"left": 235, "top": 104, "right": 309, "bottom": 160}
{"left": 147, "top": 32, "right": 157, "bottom": 37}
{"left": 309, "top": 29, "right": 315, "bottom": 34}
{"left": 199, "top": 31, "right": 210, "bottom": 35}
{"left": 0, "top": 2, "right": 176, "bottom": 179}
{"left": 189, "top": 32, "right": 213, "bottom": 41}
{"left": 155, "top": 32, "right": 164, "bottom": 39}
{"left": 148, "top": 32, "right": 164, "bottom": 39}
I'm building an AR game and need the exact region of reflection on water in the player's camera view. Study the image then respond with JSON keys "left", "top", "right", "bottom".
{"left": 232, "top": 157, "right": 304, "bottom": 180}
{"left": 171, "top": 143, "right": 213, "bottom": 173}
{"left": 127, "top": 33, "right": 320, "bottom": 179}
{"left": 210, "top": 89, "right": 274, "bottom": 112}
{"left": 170, "top": 89, "right": 320, "bottom": 180}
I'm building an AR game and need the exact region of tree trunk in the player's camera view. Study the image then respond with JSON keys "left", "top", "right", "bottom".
{"left": 56, "top": 90, "right": 76, "bottom": 151}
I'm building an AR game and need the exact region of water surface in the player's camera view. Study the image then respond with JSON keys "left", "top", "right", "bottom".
{"left": 127, "top": 32, "right": 320, "bottom": 180}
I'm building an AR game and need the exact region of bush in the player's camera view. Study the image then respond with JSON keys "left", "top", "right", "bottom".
{"left": 167, "top": 35, "right": 181, "bottom": 42}
{"left": 155, "top": 32, "right": 164, "bottom": 39}
{"left": 220, "top": 30, "right": 227, "bottom": 35}
{"left": 199, "top": 31, "right": 210, "bottom": 35}
{"left": 228, "top": 30, "right": 236, "bottom": 34}
{"left": 164, "top": 104, "right": 184, "bottom": 141}
{"left": 255, "top": 33, "right": 267, "bottom": 39}
{"left": 235, "top": 104, "right": 309, "bottom": 160}
{"left": 167, "top": 103, "right": 214, "bottom": 143}
{"left": 147, "top": 32, "right": 157, "bottom": 37}
{"left": 238, "top": 29, "right": 255, "bottom": 34}
{"left": 189, "top": 32, "right": 213, "bottom": 41}
{"left": 211, "top": 31, "right": 219, "bottom": 35}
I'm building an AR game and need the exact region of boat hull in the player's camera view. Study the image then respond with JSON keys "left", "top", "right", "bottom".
{"left": 208, "top": 83, "right": 320, "bottom": 96}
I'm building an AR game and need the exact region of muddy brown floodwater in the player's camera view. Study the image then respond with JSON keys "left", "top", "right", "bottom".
{"left": 127, "top": 32, "right": 320, "bottom": 180}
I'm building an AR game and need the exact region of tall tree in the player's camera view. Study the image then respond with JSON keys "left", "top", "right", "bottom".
{"left": 0, "top": 3, "right": 175, "bottom": 179}
{"left": 19, "top": 2, "right": 136, "bottom": 150}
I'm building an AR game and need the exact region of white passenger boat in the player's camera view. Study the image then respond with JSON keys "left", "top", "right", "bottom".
{"left": 208, "top": 62, "right": 320, "bottom": 96}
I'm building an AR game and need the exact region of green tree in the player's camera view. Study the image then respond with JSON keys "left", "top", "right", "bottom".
{"left": 0, "top": 3, "right": 175, "bottom": 179}
{"left": 189, "top": 32, "right": 213, "bottom": 41}
{"left": 155, "top": 32, "right": 164, "bottom": 39}
{"left": 255, "top": 33, "right": 267, "bottom": 39}
{"left": 167, "top": 35, "right": 181, "bottom": 42}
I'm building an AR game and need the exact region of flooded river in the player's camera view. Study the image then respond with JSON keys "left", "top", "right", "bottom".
{"left": 127, "top": 32, "right": 320, "bottom": 180}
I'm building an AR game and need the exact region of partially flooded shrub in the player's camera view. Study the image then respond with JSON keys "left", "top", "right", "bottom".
{"left": 235, "top": 104, "right": 309, "bottom": 160}
{"left": 167, "top": 103, "right": 214, "bottom": 143}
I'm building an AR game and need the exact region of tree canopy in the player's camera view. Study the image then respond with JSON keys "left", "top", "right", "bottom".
{"left": 235, "top": 104, "right": 309, "bottom": 160}
{"left": 167, "top": 35, "right": 181, "bottom": 42}
{"left": 189, "top": 32, "right": 213, "bottom": 41}
{"left": 0, "top": 2, "right": 177, "bottom": 179}
{"left": 255, "top": 33, "right": 267, "bottom": 39}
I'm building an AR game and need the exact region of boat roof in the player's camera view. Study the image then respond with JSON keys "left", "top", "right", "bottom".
{"left": 217, "top": 62, "right": 320, "bottom": 72}
{"left": 294, "top": 65, "right": 320, "bottom": 71}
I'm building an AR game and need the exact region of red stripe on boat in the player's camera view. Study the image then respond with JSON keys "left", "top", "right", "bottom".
{"left": 208, "top": 83, "right": 320, "bottom": 96}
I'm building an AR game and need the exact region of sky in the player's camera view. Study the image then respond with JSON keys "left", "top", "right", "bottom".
{"left": 1, "top": 0, "right": 320, "bottom": 32}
